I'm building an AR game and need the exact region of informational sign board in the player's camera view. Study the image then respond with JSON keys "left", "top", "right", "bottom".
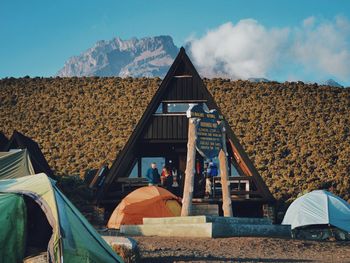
{"left": 187, "top": 104, "right": 223, "bottom": 159}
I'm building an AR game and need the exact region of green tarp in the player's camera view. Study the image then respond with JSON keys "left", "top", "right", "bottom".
{"left": 53, "top": 186, "right": 121, "bottom": 262}
{"left": 0, "top": 150, "right": 35, "bottom": 179}
{"left": 0, "top": 193, "right": 27, "bottom": 263}
{"left": 0, "top": 174, "right": 122, "bottom": 263}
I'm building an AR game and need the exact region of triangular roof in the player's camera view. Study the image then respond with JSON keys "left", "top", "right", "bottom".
{"left": 103, "top": 48, "right": 274, "bottom": 202}
{"left": 5, "top": 131, "right": 54, "bottom": 177}
{"left": 0, "top": 132, "right": 9, "bottom": 151}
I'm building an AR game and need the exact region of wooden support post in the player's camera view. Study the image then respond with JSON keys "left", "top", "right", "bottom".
{"left": 181, "top": 118, "right": 198, "bottom": 216}
{"left": 219, "top": 123, "right": 233, "bottom": 217}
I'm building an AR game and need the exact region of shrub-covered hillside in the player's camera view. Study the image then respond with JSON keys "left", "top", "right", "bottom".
{"left": 1, "top": 77, "right": 349, "bottom": 202}
{"left": 205, "top": 79, "right": 350, "bottom": 202}
{"left": 0, "top": 77, "right": 160, "bottom": 175}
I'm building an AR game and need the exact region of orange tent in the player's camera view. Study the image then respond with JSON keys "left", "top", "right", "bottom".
{"left": 107, "top": 186, "right": 182, "bottom": 229}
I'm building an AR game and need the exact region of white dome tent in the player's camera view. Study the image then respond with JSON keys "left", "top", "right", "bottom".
{"left": 282, "top": 190, "right": 350, "bottom": 240}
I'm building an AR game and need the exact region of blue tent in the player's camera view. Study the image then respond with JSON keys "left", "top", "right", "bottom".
{"left": 282, "top": 190, "right": 350, "bottom": 233}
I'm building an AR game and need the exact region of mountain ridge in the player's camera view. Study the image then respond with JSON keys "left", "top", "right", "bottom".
{"left": 57, "top": 35, "right": 178, "bottom": 77}
{"left": 322, "top": 79, "right": 343, "bottom": 88}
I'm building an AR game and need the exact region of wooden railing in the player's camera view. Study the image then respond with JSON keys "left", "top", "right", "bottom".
{"left": 212, "top": 176, "right": 261, "bottom": 199}
{"left": 106, "top": 176, "right": 262, "bottom": 200}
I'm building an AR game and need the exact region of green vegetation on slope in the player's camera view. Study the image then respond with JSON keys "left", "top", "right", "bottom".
{"left": 206, "top": 79, "right": 350, "bottom": 202}
{"left": 1, "top": 77, "right": 349, "bottom": 203}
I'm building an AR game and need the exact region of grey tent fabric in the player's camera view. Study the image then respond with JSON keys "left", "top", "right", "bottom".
{"left": 5, "top": 131, "right": 54, "bottom": 177}
{"left": 282, "top": 190, "right": 350, "bottom": 233}
{"left": 0, "top": 150, "right": 35, "bottom": 179}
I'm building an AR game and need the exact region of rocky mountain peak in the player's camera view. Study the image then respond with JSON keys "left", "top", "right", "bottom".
{"left": 57, "top": 35, "right": 179, "bottom": 77}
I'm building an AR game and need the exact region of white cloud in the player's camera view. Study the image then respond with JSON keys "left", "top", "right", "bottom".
{"left": 292, "top": 16, "right": 350, "bottom": 81}
{"left": 188, "top": 16, "right": 350, "bottom": 84}
{"left": 303, "top": 16, "right": 316, "bottom": 28}
{"left": 189, "top": 19, "right": 289, "bottom": 79}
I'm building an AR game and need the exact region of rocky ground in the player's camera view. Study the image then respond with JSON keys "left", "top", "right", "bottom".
{"left": 134, "top": 236, "right": 350, "bottom": 263}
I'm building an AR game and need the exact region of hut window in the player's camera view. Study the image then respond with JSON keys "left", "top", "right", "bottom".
{"left": 231, "top": 163, "right": 240, "bottom": 176}
{"left": 154, "top": 102, "right": 209, "bottom": 115}
{"left": 128, "top": 161, "right": 138, "bottom": 178}
{"left": 166, "top": 103, "right": 191, "bottom": 113}
{"left": 155, "top": 104, "right": 163, "bottom": 114}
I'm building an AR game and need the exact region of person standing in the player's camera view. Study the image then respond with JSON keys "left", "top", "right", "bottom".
{"left": 145, "top": 162, "right": 160, "bottom": 186}
{"left": 205, "top": 174, "right": 212, "bottom": 198}
{"left": 161, "top": 166, "right": 173, "bottom": 192}
{"left": 205, "top": 161, "right": 218, "bottom": 197}
{"left": 171, "top": 167, "right": 180, "bottom": 196}
{"left": 160, "top": 166, "right": 167, "bottom": 185}
{"left": 203, "top": 162, "right": 211, "bottom": 198}
{"left": 208, "top": 161, "right": 218, "bottom": 177}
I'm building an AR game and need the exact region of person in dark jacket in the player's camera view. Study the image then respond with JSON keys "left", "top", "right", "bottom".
{"left": 161, "top": 166, "right": 173, "bottom": 192}
{"left": 207, "top": 161, "right": 218, "bottom": 177}
{"left": 145, "top": 162, "right": 160, "bottom": 186}
{"left": 205, "top": 161, "right": 218, "bottom": 197}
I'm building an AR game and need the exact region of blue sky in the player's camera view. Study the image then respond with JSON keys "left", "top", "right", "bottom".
{"left": 1, "top": 0, "right": 350, "bottom": 85}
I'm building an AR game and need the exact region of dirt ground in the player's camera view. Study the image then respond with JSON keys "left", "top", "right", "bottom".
{"left": 134, "top": 236, "right": 350, "bottom": 263}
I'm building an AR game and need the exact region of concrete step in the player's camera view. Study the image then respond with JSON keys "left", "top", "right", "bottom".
{"left": 143, "top": 215, "right": 272, "bottom": 225}
{"left": 120, "top": 223, "right": 213, "bottom": 238}
{"left": 210, "top": 216, "right": 272, "bottom": 225}
{"left": 213, "top": 223, "right": 291, "bottom": 237}
{"left": 121, "top": 221, "right": 290, "bottom": 238}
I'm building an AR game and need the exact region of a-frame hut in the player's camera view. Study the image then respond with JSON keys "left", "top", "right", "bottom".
{"left": 101, "top": 48, "right": 275, "bottom": 217}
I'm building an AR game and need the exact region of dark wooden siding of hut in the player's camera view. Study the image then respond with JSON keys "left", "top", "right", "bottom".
{"left": 142, "top": 115, "right": 188, "bottom": 141}
{"left": 164, "top": 76, "right": 206, "bottom": 100}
